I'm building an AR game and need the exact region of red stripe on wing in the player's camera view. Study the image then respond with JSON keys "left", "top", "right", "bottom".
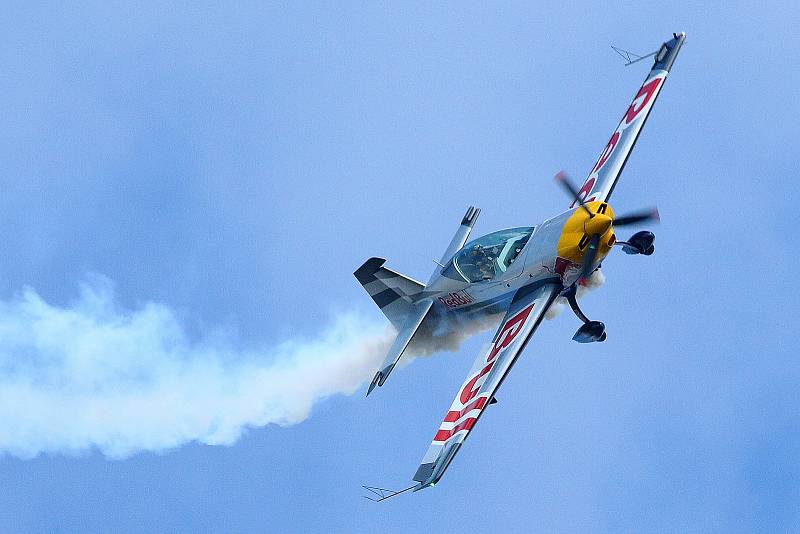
{"left": 433, "top": 417, "right": 478, "bottom": 442}
{"left": 443, "top": 396, "right": 488, "bottom": 423}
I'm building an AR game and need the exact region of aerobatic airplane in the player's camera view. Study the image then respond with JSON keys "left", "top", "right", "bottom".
{"left": 357, "top": 32, "right": 685, "bottom": 501}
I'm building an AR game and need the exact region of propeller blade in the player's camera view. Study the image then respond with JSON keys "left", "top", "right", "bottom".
{"left": 580, "top": 233, "right": 601, "bottom": 280}
{"left": 613, "top": 208, "right": 660, "bottom": 227}
{"left": 554, "top": 171, "right": 593, "bottom": 218}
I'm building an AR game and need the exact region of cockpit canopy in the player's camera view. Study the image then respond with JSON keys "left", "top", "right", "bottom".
{"left": 443, "top": 227, "right": 535, "bottom": 283}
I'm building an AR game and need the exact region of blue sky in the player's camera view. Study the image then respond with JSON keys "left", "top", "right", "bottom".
{"left": 0, "top": 2, "right": 798, "bottom": 532}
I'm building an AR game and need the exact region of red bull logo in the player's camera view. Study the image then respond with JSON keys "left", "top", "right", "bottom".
{"left": 438, "top": 290, "right": 474, "bottom": 310}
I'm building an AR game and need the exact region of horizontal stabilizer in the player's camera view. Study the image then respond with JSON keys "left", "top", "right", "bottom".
{"left": 354, "top": 258, "right": 425, "bottom": 330}
{"left": 367, "top": 298, "right": 434, "bottom": 395}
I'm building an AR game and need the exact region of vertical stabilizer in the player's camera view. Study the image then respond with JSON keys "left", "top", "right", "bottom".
{"left": 429, "top": 206, "right": 481, "bottom": 282}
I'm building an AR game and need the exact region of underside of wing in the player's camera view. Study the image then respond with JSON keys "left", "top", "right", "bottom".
{"left": 572, "top": 32, "right": 685, "bottom": 206}
{"left": 412, "top": 280, "right": 560, "bottom": 490}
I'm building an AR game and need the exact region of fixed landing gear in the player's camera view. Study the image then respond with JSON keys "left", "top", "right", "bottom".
{"left": 563, "top": 285, "right": 607, "bottom": 343}
{"left": 617, "top": 230, "right": 655, "bottom": 256}
{"left": 573, "top": 321, "right": 607, "bottom": 343}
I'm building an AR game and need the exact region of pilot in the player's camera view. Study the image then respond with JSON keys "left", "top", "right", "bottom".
{"left": 466, "top": 244, "right": 495, "bottom": 280}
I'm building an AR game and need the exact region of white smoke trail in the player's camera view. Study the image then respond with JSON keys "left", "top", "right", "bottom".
{"left": 0, "top": 271, "right": 592, "bottom": 460}
{"left": 408, "top": 310, "right": 503, "bottom": 356}
{"left": 0, "top": 277, "right": 400, "bottom": 459}
{"left": 545, "top": 269, "right": 606, "bottom": 320}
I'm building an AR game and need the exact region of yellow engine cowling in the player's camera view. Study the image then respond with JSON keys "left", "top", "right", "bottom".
{"left": 557, "top": 201, "right": 617, "bottom": 266}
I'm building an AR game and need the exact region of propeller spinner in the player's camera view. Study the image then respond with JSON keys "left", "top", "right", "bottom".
{"left": 554, "top": 171, "right": 659, "bottom": 279}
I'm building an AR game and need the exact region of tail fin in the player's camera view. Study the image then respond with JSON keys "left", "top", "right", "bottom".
{"left": 428, "top": 206, "right": 480, "bottom": 283}
{"left": 354, "top": 258, "right": 425, "bottom": 330}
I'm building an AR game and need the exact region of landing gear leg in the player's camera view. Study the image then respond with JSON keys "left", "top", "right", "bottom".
{"left": 564, "top": 285, "right": 606, "bottom": 343}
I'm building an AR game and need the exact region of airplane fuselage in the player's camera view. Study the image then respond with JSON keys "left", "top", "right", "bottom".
{"left": 419, "top": 202, "right": 617, "bottom": 331}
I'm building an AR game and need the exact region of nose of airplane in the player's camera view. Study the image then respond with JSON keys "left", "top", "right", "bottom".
{"left": 583, "top": 213, "right": 613, "bottom": 236}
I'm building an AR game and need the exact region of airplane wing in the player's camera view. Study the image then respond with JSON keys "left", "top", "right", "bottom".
{"left": 412, "top": 280, "right": 561, "bottom": 489}
{"left": 572, "top": 32, "right": 685, "bottom": 207}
